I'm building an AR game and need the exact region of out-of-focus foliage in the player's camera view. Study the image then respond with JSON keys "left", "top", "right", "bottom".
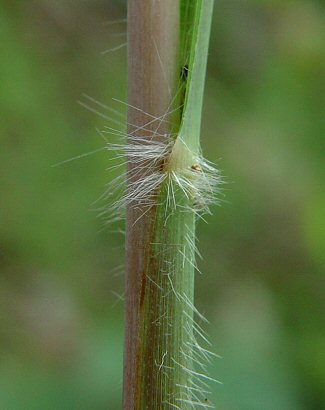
{"left": 0, "top": 1, "right": 324, "bottom": 409}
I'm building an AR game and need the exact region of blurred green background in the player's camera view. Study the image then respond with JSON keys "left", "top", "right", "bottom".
{"left": 1, "top": 1, "right": 325, "bottom": 409}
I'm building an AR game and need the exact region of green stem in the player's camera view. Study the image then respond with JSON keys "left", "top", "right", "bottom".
{"left": 123, "top": 1, "right": 215, "bottom": 409}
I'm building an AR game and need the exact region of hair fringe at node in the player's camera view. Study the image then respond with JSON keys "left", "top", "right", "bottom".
{"left": 98, "top": 130, "right": 223, "bottom": 226}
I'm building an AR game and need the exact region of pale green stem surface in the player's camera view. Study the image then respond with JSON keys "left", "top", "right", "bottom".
{"left": 123, "top": 1, "right": 215, "bottom": 409}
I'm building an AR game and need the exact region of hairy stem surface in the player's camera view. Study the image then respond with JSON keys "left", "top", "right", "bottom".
{"left": 123, "top": 2, "right": 215, "bottom": 409}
